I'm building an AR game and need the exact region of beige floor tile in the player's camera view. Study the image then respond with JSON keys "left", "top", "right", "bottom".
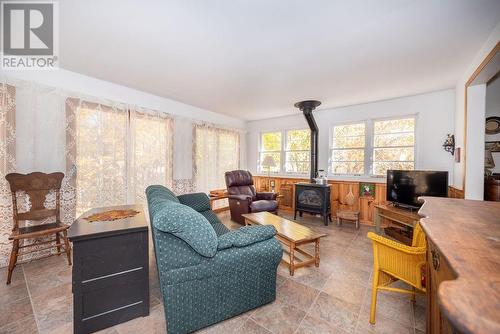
{"left": 251, "top": 301, "right": 306, "bottom": 334}
{"left": 362, "top": 289, "right": 413, "bottom": 328}
{"left": 25, "top": 264, "right": 72, "bottom": 298}
{"left": 0, "top": 296, "right": 34, "bottom": 326}
{"left": 116, "top": 304, "right": 166, "bottom": 334}
{"left": 237, "top": 318, "right": 272, "bottom": 334}
{"left": 277, "top": 279, "right": 319, "bottom": 312}
{"left": 356, "top": 306, "right": 414, "bottom": 334}
{"left": 295, "top": 314, "right": 349, "bottom": 334}
{"left": 322, "top": 276, "right": 367, "bottom": 307}
{"left": 196, "top": 313, "right": 247, "bottom": 334}
{"left": 0, "top": 314, "right": 38, "bottom": 334}
{"left": 309, "top": 292, "right": 361, "bottom": 333}
{"left": 289, "top": 266, "right": 332, "bottom": 290}
{"left": 31, "top": 283, "right": 72, "bottom": 333}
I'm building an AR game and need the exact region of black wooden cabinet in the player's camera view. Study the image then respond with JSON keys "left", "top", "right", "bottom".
{"left": 68, "top": 205, "right": 149, "bottom": 334}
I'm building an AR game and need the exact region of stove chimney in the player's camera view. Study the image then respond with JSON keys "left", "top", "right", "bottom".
{"left": 294, "top": 100, "right": 321, "bottom": 182}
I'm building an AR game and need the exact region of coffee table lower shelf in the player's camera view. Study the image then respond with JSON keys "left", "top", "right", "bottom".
{"left": 278, "top": 237, "right": 321, "bottom": 276}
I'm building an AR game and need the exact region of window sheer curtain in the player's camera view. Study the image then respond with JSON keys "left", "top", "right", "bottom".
{"left": 193, "top": 124, "right": 240, "bottom": 192}
{"left": 66, "top": 99, "right": 173, "bottom": 216}
{"left": 0, "top": 84, "right": 16, "bottom": 267}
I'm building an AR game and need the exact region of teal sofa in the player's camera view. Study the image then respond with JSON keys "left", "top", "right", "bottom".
{"left": 146, "top": 185, "right": 283, "bottom": 334}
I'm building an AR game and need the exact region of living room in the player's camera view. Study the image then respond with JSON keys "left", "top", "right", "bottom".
{"left": 1, "top": 1, "right": 499, "bottom": 334}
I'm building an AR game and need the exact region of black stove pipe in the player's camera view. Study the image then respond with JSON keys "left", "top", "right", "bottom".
{"left": 294, "top": 100, "right": 321, "bottom": 183}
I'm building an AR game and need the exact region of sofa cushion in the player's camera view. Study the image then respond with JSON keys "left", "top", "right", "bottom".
{"left": 201, "top": 210, "right": 230, "bottom": 236}
{"left": 152, "top": 202, "right": 218, "bottom": 258}
{"left": 250, "top": 200, "right": 278, "bottom": 212}
{"left": 177, "top": 192, "right": 211, "bottom": 212}
{"left": 217, "top": 225, "right": 277, "bottom": 250}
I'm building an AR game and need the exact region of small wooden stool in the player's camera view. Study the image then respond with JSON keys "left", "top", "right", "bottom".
{"left": 336, "top": 210, "right": 360, "bottom": 229}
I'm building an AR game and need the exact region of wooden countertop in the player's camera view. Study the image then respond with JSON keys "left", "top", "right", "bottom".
{"left": 418, "top": 197, "right": 500, "bottom": 334}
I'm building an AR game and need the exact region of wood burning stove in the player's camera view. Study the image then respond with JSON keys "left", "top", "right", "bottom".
{"left": 293, "top": 100, "right": 332, "bottom": 225}
{"left": 294, "top": 183, "right": 331, "bottom": 225}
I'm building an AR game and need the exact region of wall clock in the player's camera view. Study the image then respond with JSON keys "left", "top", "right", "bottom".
{"left": 486, "top": 116, "right": 500, "bottom": 134}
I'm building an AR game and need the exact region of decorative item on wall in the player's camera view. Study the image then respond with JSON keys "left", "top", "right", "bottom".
{"left": 345, "top": 185, "right": 355, "bottom": 207}
{"left": 270, "top": 179, "right": 276, "bottom": 192}
{"left": 359, "top": 183, "right": 376, "bottom": 197}
{"left": 485, "top": 116, "right": 500, "bottom": 134}
{"left": 486, "top": 141, "right": 500, "bottom": 152}
{"left": 442, "top": 134, "right": 455, "bottom": 155}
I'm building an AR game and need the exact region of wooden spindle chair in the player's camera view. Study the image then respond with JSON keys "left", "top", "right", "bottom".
{"left": 5, "top": 172, "right": 72, "bottom": 284}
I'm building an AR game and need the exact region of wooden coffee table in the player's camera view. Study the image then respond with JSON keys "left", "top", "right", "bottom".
{"left": 242, "top": 212, "right": 327, "bottom": 276}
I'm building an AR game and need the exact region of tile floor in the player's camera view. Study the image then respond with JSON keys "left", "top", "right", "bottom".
{"left": 0, "top": 211, "right": 425, "bottom": 334}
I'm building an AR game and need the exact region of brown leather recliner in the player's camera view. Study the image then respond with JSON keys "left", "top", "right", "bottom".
{"left": 225, "top": 170, "right": 278, "bottom": 224}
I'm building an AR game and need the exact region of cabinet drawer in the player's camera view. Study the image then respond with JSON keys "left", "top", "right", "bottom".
{"left": 74, "top": 231, "right": 148, "bottom": 281}
{"left": 80, "top": 272, "right": 147, "bottom": 319}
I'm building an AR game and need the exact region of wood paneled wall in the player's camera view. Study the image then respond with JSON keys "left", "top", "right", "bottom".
{"left": 448, "top": 186, "right": 465, "bottom": 199}
{"left": 253, "top": 176, "right": 387, "bottom": 226}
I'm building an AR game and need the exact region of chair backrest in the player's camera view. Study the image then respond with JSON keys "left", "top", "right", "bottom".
{"left": 5, "top": 172, "right": 64, "bottom": 229}
{"left": 412, "top": 222, "right": 426, "bottom": 248}
{"left": 225, "top": 170, "right": 256, "bottom": 199}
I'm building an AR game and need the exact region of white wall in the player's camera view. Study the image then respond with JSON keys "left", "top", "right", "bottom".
{"left": 1, "top": 69, "right": 246, "bottom": 175}
{"left": 246, "top": 89, "right": 455, "bottom": 182}
{"left": 465, "top": 84, "right": 487, "bottom": 200}
{"left": 486, "top": 77, "right": 500, "bottom": 174}
{"left": 453, "top": 22, "right": 500, "bottom": 191}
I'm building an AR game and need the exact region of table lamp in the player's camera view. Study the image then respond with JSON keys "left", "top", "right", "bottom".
{"left": 261, "top": 155, "right": 276, "bottom": 191}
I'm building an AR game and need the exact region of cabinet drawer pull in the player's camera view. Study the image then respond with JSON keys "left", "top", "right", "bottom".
{"left": 431, "top": 249, "right": 440, "bottom": 270}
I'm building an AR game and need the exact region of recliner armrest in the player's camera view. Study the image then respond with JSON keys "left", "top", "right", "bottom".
{"left": 217, "top": 225, "right": 277, "bottom": 250}
{"left": 228, "top": 194, "right": 252, "bottom": 201}
{"left": 256, "top": 192, "right": 277, "bottom": 200}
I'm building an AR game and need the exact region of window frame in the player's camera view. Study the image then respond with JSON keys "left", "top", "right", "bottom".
{"left": 258, "top": 127, "right": 312, "bottom": 175}
{"left": 284, "top": 128, "right": 311, "bottom": 174}
{"left": 371, "top": 115, "right": 417, "bottom": 177}
{"left": 258, "top": 130, "right": 284, "bottom": 174}
{"left": 328, "top": 114, "right": 417, "bottom": 178}
{"left": 328, "top": 120, "right": 368, "bottom": 176}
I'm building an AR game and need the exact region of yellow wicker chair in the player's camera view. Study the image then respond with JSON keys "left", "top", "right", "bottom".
{"left": 367, "top": 223, "right": 427, "bottom": 324}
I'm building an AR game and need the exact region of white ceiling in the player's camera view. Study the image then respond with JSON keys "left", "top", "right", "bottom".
{"left": 59, "top": 0, "right": 500, "bottom": 121}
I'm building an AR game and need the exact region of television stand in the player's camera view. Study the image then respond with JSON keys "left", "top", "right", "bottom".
{"left": 374, "top": 204, "right": 421, "bottom": 235}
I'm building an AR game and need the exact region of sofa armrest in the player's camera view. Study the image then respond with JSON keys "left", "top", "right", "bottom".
{"left": 217, "top": 225, "right": 277, "bottom": 250}
{"left": 177, "top": 192, "right": 211, "bottom": 212}
{"left": 256, "top": 192, "right": 277, "bottom": 200}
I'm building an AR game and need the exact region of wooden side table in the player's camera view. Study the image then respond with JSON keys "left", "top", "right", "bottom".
{"left": 336, "top": 210, "right": 360, "bottom": 229}
{"left": 209, "top": 192, "right": 229, "bottom": 213}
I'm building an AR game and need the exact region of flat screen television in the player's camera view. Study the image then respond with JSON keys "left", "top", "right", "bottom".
{"left": 386, "top": 170, "right": 448, "bottom": 209}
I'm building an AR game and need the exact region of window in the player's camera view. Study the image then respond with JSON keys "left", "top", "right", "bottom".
{"left": 69, "top": 99, "right": 174, "bottom": 215}
{"left": 259, "top": 129, "right": 311, "bottom": 174}
{"left": 330, "top": 123, "right": 365, "bottom": 175}
{"left": 285, "top": 129, "right": 310, "bottom": 173}
{"left": 259, "top": 132, "right": 281, "bottom": 173}
{"left": 329, "top": 116, "right": 416, "bottom": 177}
{"left": 373, "top": 117, "right": 415, "bottom": 176}
{"left": 194, "top": 125, "right": 240, "bottom": 192}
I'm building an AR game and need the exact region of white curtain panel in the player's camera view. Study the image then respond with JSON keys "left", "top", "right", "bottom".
{"left": 0, "top": 84, "right": 16, "bottom": 268}
{"left": 193, "top": 123, "right": 241, "bottom": 193}
{"left": 66, "top": 99, "right": 174, "bottom": 216}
